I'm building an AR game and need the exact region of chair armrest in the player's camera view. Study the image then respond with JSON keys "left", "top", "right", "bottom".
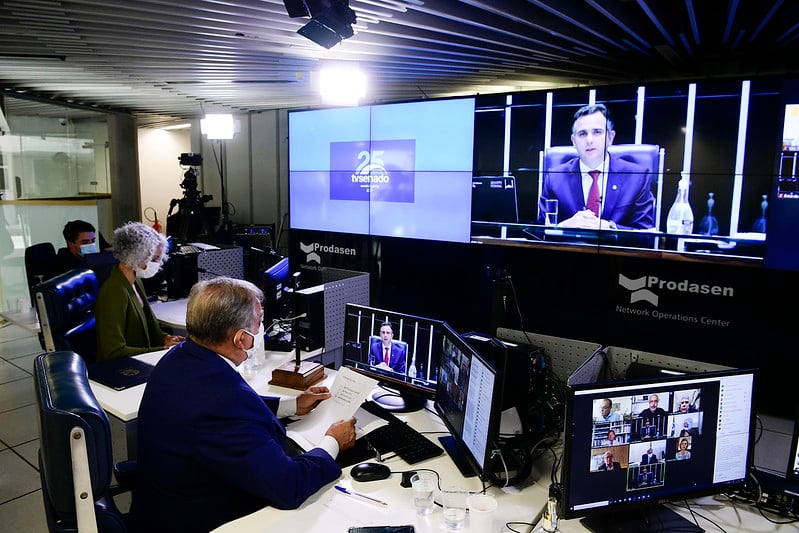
{"left": 112, "top": 459, "right": 137, "bottom": 493}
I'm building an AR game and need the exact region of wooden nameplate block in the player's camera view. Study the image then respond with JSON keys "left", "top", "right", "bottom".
{"left": 269, "top": 360, "right": 326, "bottom": 390}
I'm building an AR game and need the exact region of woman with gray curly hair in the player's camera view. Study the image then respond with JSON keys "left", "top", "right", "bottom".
{"left": 95, "top": 221, "right": 184, "bottom": 361}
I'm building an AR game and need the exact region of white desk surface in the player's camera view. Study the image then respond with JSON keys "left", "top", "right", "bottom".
{"left": 212, "top": 405, "right": 551, "bottom": 533}
{"left": 89, "top": 346, "right": 326, "bottom": 422}
{"left": 149, "top": 298, "right": 188, "bottom": 329}
{"left": 0, "top": 307, "right": 40, "bottom": 333}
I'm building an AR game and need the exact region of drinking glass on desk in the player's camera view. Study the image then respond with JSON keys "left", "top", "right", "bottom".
{"left": 410, "top": 472, "right": 436, "bottom": 516}
{"left": 544, "top": 199, "right": 559, "bottom": 226}
{"left": 442, "top": 486, "right": 468, "bottom": 531}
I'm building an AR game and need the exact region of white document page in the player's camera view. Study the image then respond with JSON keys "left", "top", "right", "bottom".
{"left": 286, "top": 367, "right": 378, "bottom": 449}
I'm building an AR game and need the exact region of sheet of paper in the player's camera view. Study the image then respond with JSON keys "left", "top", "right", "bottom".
{"left": 286, "top": 367, "right": 378, "bottom": 449}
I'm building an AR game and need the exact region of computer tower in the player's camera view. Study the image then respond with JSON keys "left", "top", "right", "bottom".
{"left": 293, "top": 284, "right": 325, "bottom": 352}
{"left": 461, "top": 332, "right": 548, "bottom": 437}
{"left": 164, "top": 251, "right": 199, "bottom": 299}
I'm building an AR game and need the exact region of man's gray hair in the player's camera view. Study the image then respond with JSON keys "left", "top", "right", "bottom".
{"left": 186, "top": 277, "right": 264, "bottom": 345}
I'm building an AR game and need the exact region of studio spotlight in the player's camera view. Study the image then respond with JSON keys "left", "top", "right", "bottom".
{"left": 284, "top": 0, "right": 356, "bottom": 49}
{"left": 283, "top": 0, "right": 325, "bottom": 18}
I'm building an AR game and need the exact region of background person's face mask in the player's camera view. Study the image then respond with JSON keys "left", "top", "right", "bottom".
{"left": 79, "top": 242, "right": 98, "bottom": 256}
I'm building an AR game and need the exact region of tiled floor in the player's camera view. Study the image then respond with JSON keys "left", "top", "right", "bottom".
{"left": 0, "top": 319, "right": 49, "bottom": 532}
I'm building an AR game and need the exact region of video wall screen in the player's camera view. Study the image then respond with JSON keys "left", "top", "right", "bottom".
{"left": 288, "top": 76, "right": 799, "bottom": 270}
{"left": 288, "top": 98, "right": 475, "bottom": 243}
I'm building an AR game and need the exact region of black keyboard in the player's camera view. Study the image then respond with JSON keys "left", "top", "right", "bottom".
{"left": 361, "top": 401, "right": 443, "bottom": 465}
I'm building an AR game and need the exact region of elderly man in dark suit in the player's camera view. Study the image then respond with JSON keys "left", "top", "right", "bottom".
{"left": 131, "top": 277, "right": 357, "bottom": 533}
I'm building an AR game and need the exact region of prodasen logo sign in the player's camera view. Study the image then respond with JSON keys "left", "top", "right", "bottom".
{"left": 300, "top": 241, "right": 357, "bottom": 265}
{"left": 618, "top": 274, "right": 659, "bottom": 306}
{"left": 616, "top": 273, "right": 735, "bottom": 328}
{"left": 618, "top": 274, "right": 734, "bottom": 307}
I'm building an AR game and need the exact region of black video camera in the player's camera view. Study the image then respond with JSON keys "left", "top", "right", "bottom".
{"left": 178, "top": 152, "right": 203, "bottom": 166}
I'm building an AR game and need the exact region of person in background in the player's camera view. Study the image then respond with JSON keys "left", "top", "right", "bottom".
{"left": 597, "top": 450, "right": 621, "bottom": 471}
{"left": 95, "top": 221, "right": 183, "bottom": 361}
{"left": 596, "top": 397, "right": 622, "bottom": 423}
{"left": 538, "top": 103, "right": 655, "bottom": 230}
{"left": 130, "top": 277, "right": 357, "bottom": 532}
{"left": 54, "top": 219, "right": 97, "bottom": 274}
{"left": 600, "top": 428, "right": 620, "bottom": 446}
{"left": 641, "top": 447, "right": 659, "bottom": 464}
{"left": 675, "top": 438, "right": 691, "bottom": 460}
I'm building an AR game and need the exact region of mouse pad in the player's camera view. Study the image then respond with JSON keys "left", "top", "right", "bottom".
{"left": 336, "top": 437, "right": 375, "bottom": 468}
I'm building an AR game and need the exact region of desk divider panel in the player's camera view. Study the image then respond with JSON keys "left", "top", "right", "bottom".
{"left": 496, "top": 327, "right": 730, "bottom": 383}
{"left": 320, "top": 268, "right": 370, "bottom": 368}
{"left": 197, "top": 247, "right": 244, "bottom": 281}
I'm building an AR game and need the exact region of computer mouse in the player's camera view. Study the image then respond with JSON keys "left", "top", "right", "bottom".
{"left": 350, "top": 462, "right": 392, "bottom": 482}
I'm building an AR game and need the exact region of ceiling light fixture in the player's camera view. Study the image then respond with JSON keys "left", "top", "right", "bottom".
{"left": 319, "top": 66, "right": 366, "bottom": 106}
{"left": 283, "top": 0, "right": 357, "bottom": 49}
{"left": 200, "top": 114, "right": 234, "bottom": 140}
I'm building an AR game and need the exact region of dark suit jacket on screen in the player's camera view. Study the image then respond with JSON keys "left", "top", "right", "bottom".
{"left": 641, "top": 453, "right": 658, "bottom": 465}
{"left": 130, "top": 339, "right": 341, "bottom": 533}
{"left": 538, "top": 155, "right": 655, "bottom": 229}
{"left": 370, "top": 341, "right": 407, "bottom": 374}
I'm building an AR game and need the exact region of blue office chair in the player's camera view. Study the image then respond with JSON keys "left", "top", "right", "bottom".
{"left": 538, "top": 144, "right": 665, "bottom": 229}
{"left": 34, "top": 351, "right": 134, "bottom": 533}
{"left": 33, "top": 268, "right": 99, "bottom": 363}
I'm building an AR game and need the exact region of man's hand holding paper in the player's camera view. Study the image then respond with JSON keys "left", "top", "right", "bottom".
{"left": 287, "top": 367, "right": 379, "bottom": 449}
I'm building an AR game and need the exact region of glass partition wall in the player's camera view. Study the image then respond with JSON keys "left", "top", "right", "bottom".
{"left": 0, "top": 94, "right": 111, "bottom": 313}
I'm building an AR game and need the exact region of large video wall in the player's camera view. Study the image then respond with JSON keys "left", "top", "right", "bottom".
{"left": 287, "top": 76, "right": 799, "bottom": 419}
{"left": 289, "top": 76, "right": 799, "bottom": 271}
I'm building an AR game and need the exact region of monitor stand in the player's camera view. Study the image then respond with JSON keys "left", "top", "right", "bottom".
{"left": 438, "top": 435, "right": 477, "bottom": 478}
{"left": 368, "top": 386, "right": 427, "bottom": 413}
{"left": 580, "top": 504, "right": 703, "bottom": 533}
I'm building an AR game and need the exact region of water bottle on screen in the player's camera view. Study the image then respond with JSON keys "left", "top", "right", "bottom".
{"left": 752, "top": 194, "right": 768, "bottom": 233}
{"left": 698, "top": 192, "right": 719, "bottom": 235}
{"left": 666, "top": 175, "right": 694, "bottom": 235}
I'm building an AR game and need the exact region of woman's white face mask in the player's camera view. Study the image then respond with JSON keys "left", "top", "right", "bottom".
{"left": 136, "top": 261, "right": 161, "bottom": 279}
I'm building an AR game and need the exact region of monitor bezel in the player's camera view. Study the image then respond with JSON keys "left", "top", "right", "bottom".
{"left": 560, "top": 367, "right": 757, "bottom": 521}
{"left": 433, "top": 322, "right": 504, "bottom": 482}
{"left": 784, "top": 406, "right": 799, "bottom": 488}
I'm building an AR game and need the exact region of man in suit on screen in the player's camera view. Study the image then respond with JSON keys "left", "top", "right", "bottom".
{"left": 370, "top": 321, "right": 407, "bottom": 374}
{"left": 538, "top": 103, "right": 655, "bottom": 230}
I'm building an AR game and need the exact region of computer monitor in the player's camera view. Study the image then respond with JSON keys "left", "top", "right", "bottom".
{"left": 560, "top": 368, "right": 757, "bottom": 531}
{"left": 262, "top": 256, "right": 292, "bottom": 331}
{"left": 434, "top": 323, "right": 503, "bottom": 481}
{"left": 342, "top": 303, "right": 445, "bottom": 412}
{"left": 471, "top": 176, "right": 519, "bottom": 223}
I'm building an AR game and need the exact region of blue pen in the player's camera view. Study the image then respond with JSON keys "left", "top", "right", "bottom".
{"left": 335, "top": 485, "right": 389, "bottom": 507}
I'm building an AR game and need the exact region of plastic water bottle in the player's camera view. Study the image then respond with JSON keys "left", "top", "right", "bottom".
{"left": 408, "top": 360, "right": 417, "bottom": 378}
{"left": 666, "top": 176, "right": 694, "bottom": 235}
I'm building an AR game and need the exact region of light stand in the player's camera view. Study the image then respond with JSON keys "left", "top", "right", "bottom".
{"left": 268, "top": 274, "right": 325, "bottom": 390}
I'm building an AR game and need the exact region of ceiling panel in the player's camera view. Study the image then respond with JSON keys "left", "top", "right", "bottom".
{"left": 1, "top": 0, "right": 797, "bottom": 127}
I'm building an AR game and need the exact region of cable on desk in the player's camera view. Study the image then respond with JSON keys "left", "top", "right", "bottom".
{"left": 504, "top": 521, "right": 534, "bottom": 533}
{"left": 668, "top": 501, "right": 728, "bottom": 533}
